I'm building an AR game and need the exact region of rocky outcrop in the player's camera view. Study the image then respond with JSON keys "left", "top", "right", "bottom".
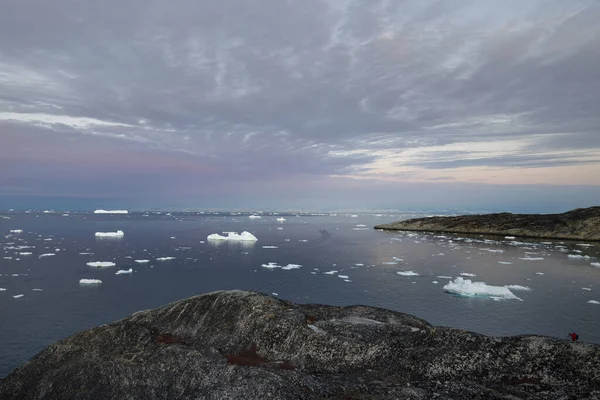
{"left": 1, "top": 290, "right": 599, "bottom": 399}
{"left": 375, "top": 206, "right": 600, "bottom": 241}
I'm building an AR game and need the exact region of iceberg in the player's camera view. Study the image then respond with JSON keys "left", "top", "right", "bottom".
{"left": 443, "top": 278, "right": 521, "bottom": 300}
{"left": 460, "top": 272, "right": 476, "bottom": 277}
{"left": 323, "top": 270, "right": 338, "bottom": 275}
{"left": 207, "top": 231, "right": 258, "bottom": 241}
{"left": 338, "top": 275, "right": 349, "bottom": 279}
{"left": 588, "top": 300, "right": 600, "bottom": 305}
{"left": 261, "top": 262, "right": 280, "bottom": 269}
{"left": 0, "top": 288, "right": 6, "bottom": 291}
{"left": 134, "top": 259, "right": 150, "bottom": 263}
{"left": 19, "top": 252, "right": 33, "bottom": 256}
{"left": 436, "top": 275, "right": 453, "bottom": 279}
{"left": 95, "top": 230, "right": 125, "bottom": 238}
{"left": 262, "top": 245, "right": 278, "bottom": 249}
{"left": 39, "top": 253, "right": 56, "bottom": 258}
{"left": 504, "top": 285, "right": 532, "bottom": 291}
{"left": 115, "top": 268, "right": 133, "bottom": 275}
{"left": 498, "top": 261, "right": 512, "bottom": 265}
{"left": 591, "top": 262, "right": 600, "bottom": 268}
{"left": 13, "top": 294, "right": 24, "bottom": 299}
{"left": 582, "top": 288, "right": 592, "bottom": 291}
{"left": 156, "top": 257, "right": 175, "bottom": 261}
{"left": 248, "top": 215, "right": 262, "bottom": 219}
{"left": 281, "top": 264, "right": 302, "bottom": 270}
{"left": 86, "top": 261, "right": 116, "bottom": 268}
{"left": 9, "top": 229, "right": 23, "bottom": 233}
{"left": 519, "top": 257, "right": 544, "bottom": 261}
{"left": 568, "top": 254, "right": 590, "bottom": 260}
{"left": 535, "top": 272, "right": 545, "bottom": 275}
{"left": 356, "top": 224, "right": 367, "bottom": 227}
{"left": 79, "top": 279, "right": 102, "bottom": 285}
{"left": 93, "top": 210, "right": 128, "bottom": 214}
{"left": 276, "top": 217, "right": 286, "bottom": 222}
{"left": 397, "top": 271, "right": 420, "bottom": 276}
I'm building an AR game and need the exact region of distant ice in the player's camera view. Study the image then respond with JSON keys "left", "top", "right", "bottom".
{"left": 19, "top": 252, "right": 33, "bottom": 256}
{"left": 460, "top": 272, "right": 476, "bottom": 277}
{"left": 32, "top": 288, "right": 43, "bottom": 291}
{"left": 323, "top": 270, "right": 338, "bottom": 275}
{"left": 248, "top": 215, "right": 262, "bottom": 219}
{"left": 79, "top": 252, "right": 93, "bottom": 255}
{"left": 95, "top": 230, "right": 125, "bottom": 238}
{"left": 582, "top": 288, "right": 592, "bottom": 291}
{"left": 276, "top": 217, "right": 286, "bottom": 222}
{"left": 9, "top": 229, "right": 23, "bottom": 233}
{"left": 356, "top": 224, "right": 367, "bottom": 227}
{"left": 436, "top": 276, "right": 453, "bottom": 279}
{"left": 504, "top": 285, "right": 532, "bottom": 291}
{"left": 482, "top": 249, "right": 504, "bottom": 253}
{"left": 443, "top": 278, "right": 521, "bottom": 300}
{"left": 87, "top": 261, "right": 116, "bottom": 268}
{"left": 338, "top": 275, "right": 349, "bottom": 279}
{"left": 397, "top": 271, "right": 420, "bottom": 276}
{"left": 79, "top": 279, "right": 102, "bottom": 285}
{"left": 281, "top": 264, "right": 302, "bottom": 270}
{"left": 355, "top": 263, "right": 365, "bottom": 266}
{"left": 588, "top": 300, "right": 600, "bottom": 305}
{"left": 272, "top": 292, "right": 278, "bottom": 296}
{"left": 13, "top": 294, "right": 24, "bottom": 299}
{"left": 39, "top": 253, "right": 55, "bottom": 258}
{"left": 134, "top": 259, "right": 150, "bottom": 263}
{"left": 94, "top": 210, "right": 128, "bottom": 214}
{"left": 0, "top": 288, "right": 6, "bottom": 291}
{"left": 156, "top": 257, "right": 175, "bottom": 261}
{"left": 591, "top": 262, "right": 600, "bottom": 268}
{"left": 519, "top": 257, "right": 544, "bottom": 261}
{"left": 350, "top": 215, "right": 358, "bottom": 218}
{"left": 207, "top": 231, "right": 258, "bottom": 241}
{"left": 382, "top": 262, "right": 398, "bottom": 265}
{"left": 535, "top": 272, "right": 545, "bottom": 275}
{"left": 498, "top": 261, "right": 512, "bottom": 265}
{"left": 3, "top": 257, "right": 12, "bottom": 260}
{"left": 262, "top": 246, "right": 278, "bottom": 249}
{"left": 261, "top": 262, "right": 280, "bottom": 269}
{"left": 115, "top": 268, "right": 133, "bottom": 275}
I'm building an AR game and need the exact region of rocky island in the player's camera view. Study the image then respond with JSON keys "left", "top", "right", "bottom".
{"left": 375, "top": 206, "right": 600, "bottom": 241}
{"left": 1, "top": 290, "right": 599, "bottom": 399}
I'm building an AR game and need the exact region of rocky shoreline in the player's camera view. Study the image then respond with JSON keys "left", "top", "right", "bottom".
{"left": 375, "top": 206, "right": 600, "bottom": 241}
{"left": 1, "top": 290, "right": 599, "bottom": 399}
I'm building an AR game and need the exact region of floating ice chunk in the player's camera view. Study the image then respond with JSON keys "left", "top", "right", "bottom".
{"left": 577, "top": 244, "right": 594, "bottom": 247}
{"left": 432, "top": 281, "right": 439, "bottom": 284}
{"left": 498, "top": 261, "right": 512, "bottom": 265}
{"left": 582, "top": 287, "right": 592, "bottom": 291}
{"left": 95, "top": 230, "right": 124, "bottom": 238}
{"left": 9, "top": 229, "right": 23, "bottom": 233}
{"left": 32, "top": 288, "right": 43, "bottom": 291}
{"left": 262, "top": 246, "right": 278, "bottom": 249}
{"left": 591, "top": 262, "right": 600, "bottom": 268}
{"left": 436, "top": 276, "right": 453, "bottom": 279}
{"left": 397, "top": 271, "right": 420, "bottom": 276}
{"left": 261, "top": 262, "right": 280, "bottom": 269}
{"left": 272, "top": 292, "right": 278, "bottom": 296}
{"left": 323, "top": 270, "right": 338, "bottom": 275}
{"left": 248, "top": 215, "right": 262, "bottom": 219}
{"left": 170, "top": 236, "right": 176, "bottom": 239}
{"left": 276, "top": 217, "right": 286, "bottom": 222}
{"left": 79, "top": 279, "right": 102, "bottom": 285}
{"left": 79, "top": 252, "right": 93, "bottom": 255}
{"left": 504, "top": 285, "right": 532, "bottom": 291}
{"left": 3, "top": 257, "right": 12, "bottom": 260}
{"left": 39, "top": 253, "right": 55, "bottom": 258}
{"left": 460, "top": 272, "right": 476, "bottom": 277}
{"left": 13, "top": 294, "right": 24, "bottom": 299}
{"left": 588, "top": 300, "right": 600, "bottom": 304}
{"left": 207, "top": 231, "right": 258, "bottom": 241}
{"left": 338, "top": 275, "right": 349, "bottom": 279}
{"left": 0, "top": 288, "right": 6, "bottom": 291}
{"left": 94, "top": 210, "right": 128, "bottom": 214}
{"left": 504, "top": 236, "right": 516, "bottom": 239}
{"left": 134, "top": 259, "right": 150, "bottom": 263}
{"left": 519, "top": 257, "right": 544, "bottom": 261}
{"left": 156, "top": 257, "right": 175, "bottom": 261}
{"left": 482, "top": 248, "right": 504, "bottom": 253}
{"left": 355, "top": 224, "right": 367, "bottom": 227}
{"left": 535, "top": 272, "right": 545, "bottom": 275}
{"left": 281, "top": 264, "right": 302, "bottom": 270}
{"left": 355, "top": 263, "right": 365, "bottom": 266}
{"left": 19, "top": 252, "right": 33, "bottom": 256}
{"left": 568, "top": 254, "right": 590, "bottom": 260}
{"left": 298, "top": 239, "right": 308, "bottom": 242}
{"left": 115, "top": 268, "right": 133, "bottom": 275}
{"left": 87, "top": 261, "right": 116, "bottom": 268}
{"left": 443, "top": 278, "right": 521, "bottom": 300}
{"left": 382, "top": 261, "right": 398, "bottom": 265}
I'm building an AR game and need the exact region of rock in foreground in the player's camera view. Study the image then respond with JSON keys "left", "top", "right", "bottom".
{"left": 375, "top": 206, "right": 600, "bottom": 241}
{"left": 2, "top": 290, "right": 600, "bottom": 399}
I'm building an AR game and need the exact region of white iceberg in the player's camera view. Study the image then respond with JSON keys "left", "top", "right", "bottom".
{"left": 79, "top": 279, "right": 102, "bottom": 285}
{"left": 10, "top": 229, "right": 23, "bottom": 233}
{"left": 261, "top": 262, "right": 280, "bottom": 269}
{"left": 436, "top": 275, "right": 453, "bottom": 279}
{"left": 323, "top": 270, "right": 338, "bottom": 275}
{"left": 338, "top": 275, "right": 349, "bottom": 279}
{"left": 134, "top": 259, "right": 150, "bottom": 263}
{"left": 115, "top": 268, "right": 133, "bottom": 275}
{"left": 460, "top": 272, "right": 476, "bottom": 277}
{"left": 0, "top": 288, "right": 6, "bottom": 291}
{"left": 94, "top": 210, "right": 128, "bottom": 214}
{"left": 498, "top": 261, "right": 512, "bottom": 265}
{"left": 156, "top": 257, "right": 175, "bottom": 261}
{"left": 86, "top": 261, "right": 116, "bottom": 268}
{"left": 504, "top": 285, "right": 532, "bottom": 291}
{"left": 13, "top": 294, "right": 24, "bottom": 299}
{"left": 591, "top": 262, "right": 600, "bottom": 268}
{"left": 207, "top": 231, "right": 258, "bottom": 241}
{"left": 95, "top": 230, "right": 125, "bottom": 238}
{"left": 582, "top": 287, "right": 592, "bottom": 291}
{"left": 356, "top": 224, "right": 367, "bottom": 227}
{"left": 248, "top": 215, "right": 262, "bottom": 219}
{"left": 276, "top": 217, "right": 286, "bottom": 222}
{"left": 443, "top": 278, "right": 521, "bottom": 300}
{"left": 397, "top": 271, "right": 420, "bottom": 276}
{"left": 588, "top": 300, "right": 600, "bottom": 305}
{"left": 432, "top": 281, "right": 439, "bottom": 284}
{"left": 262, "top": 245, "right": 278, "bottom": 249}
{"left": 281, "top": 264, "right": 302, "bottom": 270}
{"left": 568, "top": 254, "right": 590, "bottom": 260}
{"left": 39, "top": 253, "right": 55, "bottom": 258}
{"left": 535, "top": 272, "right": 545, "bottom": 275}
{"left": 19, "top": 252, "right": 33, "bottom": 256}
{"left": 519, "top": 257, "right": 544, "bottom": 261}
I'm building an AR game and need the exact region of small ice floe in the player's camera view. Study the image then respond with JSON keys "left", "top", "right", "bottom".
{"left": 43, "top": 238, "right": 53, "bottom": 241}
{"left": 277, "top": 227, "right": 283, "bottom": 230}
{"left": 79, "top": 279, "right": 102, "bottom": 285}
{"left": 298, "top": 239, "right": 308, "bottom": 242}
{"left": 19, "top": 252, "right": 33, "bottom": 256}
{"left": 519, "top": 257, "right": 544, "bottom": 261}
{"left": 276, "top": 217, "right": 286, "bottom": 222}
{"left": 261, "top": 262, "right": 280, "bottom": 269}
{"left": 156, "top": 257, "right": 175, "bottom": 261}
{"left": 170, "top": 236, "right": 176, "bottom": 239}
{"left": 3, "top": 257, "right": 12, "bottom": 260}
{"left": 272, "top": 292, "right": 278, "bottom": 296}
{"left": 582, "top": 287, "right": 592, "bottom": 291}
{"left": 482, "top": 248, "right": 504, "bottom": 253}
{"left": 134, "top": 259, "right": 150, "bottom": 263}
{"left": 32, "top": 288, "right": 43, "bottom": 291}
{"left": 460, "top": 272, "right": 476, "bottom": 277}
{"left": 504, "top": 285, "right": 532, "bottom": 291}
{"left": 207, "top": 231, "right": 258, "bottom": 241}
{"left": 39, "top": 253, "right": 55, "bottom": 258}
{"left": 588, "top": 300, "right": 600, "bottom": 305}
{"left": 568, "top": 254, "right": 590, "bottom": 260}
{"left": 355, "top": 224, "right": 367, "bottom": 227}
{"left": 87, "top": 261, "right": 116, "bottom": 268}
{"left": 535, "top": 272, "right": 545, "bottom": 275}
{"left": 432, "top": 281, "right": 439, "bottom": 284}
{"left": 505, "top": 236, "right": 516, "bottom": 240}
{"left": 281, "top": 264, "right": 302, "bottom": 270}
{"left": 262, "top": 246, "right": 279, "bottom": 249}
{"left": 0, "top": 288, "right": 6, "bottom": 291}
{"left": 436, "top": 276, "right": 453, "bottom": 279}
{"left": 115, "top": 268, "right": 133, "bottom": 275}
{"left": 498, "top": 261, "right": 512, "bottom": 265}
{"left": 79, "top": 252, "right": 93, "bottom": 255}
{"left": 355, "top": 263, "right": 364, "bottom": 266}
{"left": 577, "top": 244, "right": 594, "bottom": 247}
{"left": 338, "top": 275, "right": 349, "bottom": 279}
{"left": 591, "top": 262, "right": 600, "bottom": 268}
{"left": 95, "top": 230, "right": 125, "bottom": 238}
{"left": 10, "top": 229, "right": 23, "bottom": 233}
{"left": 350, "top": 215, "right": 358, "bottom": 218}
{"left": 323, "top": 270, "right": 338, "bottom": 275}
{"left": 93, "top": 210, "right": 128, "bottom": 214}
{"left": 248, "top": 215, "right": 262, "bottom": 219}
{"left": 13, "top": 294, "right": 24, "bottom": 299}
{"left": 443, "top": 278, "right": 521, "bottom": 300}
{"left": 397, "top": 271, "right": 420, "bottom": 276}
{"left": 382, "top": 261, "right": 398, "bottom": 265}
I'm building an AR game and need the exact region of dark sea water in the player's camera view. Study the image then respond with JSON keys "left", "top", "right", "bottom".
{"left": 1, "top": 211, "right": 600, "bottom": 377}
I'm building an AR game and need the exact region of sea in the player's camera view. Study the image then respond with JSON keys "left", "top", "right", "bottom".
{"left": 1, "top": 211, "right": 599, "bottom": 377}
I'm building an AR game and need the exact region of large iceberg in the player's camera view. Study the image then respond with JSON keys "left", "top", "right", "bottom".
{"left": 86, "top": 261, "right": 116, "bottom": 268}
{"left": 207, "top": 231, "right": 258, "bottom": 241}
{"left": 443, "top": 277, "right": 521, "bottom": 300}
{"left": 94, "top": 210, "right": 129, "bottom": 214}
{"left": 95, "top": 230, "right": 125, "bottom": 238}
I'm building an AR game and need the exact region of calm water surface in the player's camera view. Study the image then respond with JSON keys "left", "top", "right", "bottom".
{"left": 1, "top": 211, "right": 599, "bottom": 377}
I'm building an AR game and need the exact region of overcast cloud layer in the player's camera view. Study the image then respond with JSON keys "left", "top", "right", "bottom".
{"left": 1, "top": 0, "right": 599, "bottom": 211}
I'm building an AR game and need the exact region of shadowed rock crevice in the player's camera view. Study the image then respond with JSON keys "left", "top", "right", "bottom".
{"left": 1, "top": 290, "right": 599, "bottom": 399}
{"left": 375, "top": 206, "right": 600, "bottom": 241}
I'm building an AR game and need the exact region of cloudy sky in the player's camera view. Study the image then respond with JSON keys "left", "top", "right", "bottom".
{"left": 1, "top": 0, "right": 599, "bottom": 212}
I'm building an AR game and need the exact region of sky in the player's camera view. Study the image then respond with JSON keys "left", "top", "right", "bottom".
{"left": 1, "top": 0, "right": 600, "bottom": 212}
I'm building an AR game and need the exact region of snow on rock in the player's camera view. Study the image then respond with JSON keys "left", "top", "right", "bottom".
{"left": 207, "top": 231, "right": 258, "bottom": 241}
{"left": 86, "top": 261, "right": 116, "bottom": 268}
{"left": 588, "top": 300, "right": 600, "bottom": 305}
{"left": 95, "top": 230, "right": 125, "bottom": 238}
{"left": 9, "top": 229, "right": 23, "bottom": 233}
{"left": 443, "top": 277, "right": 521, "bottom": 300}
{"left": 276, "top": 217, "right": 286, "bottom": 222}
{"left": 79, "top": 279, "right": 102, "bottom": 285}
{"left": 93, "top": 210, "right": 128, "bottom": 214}
{"left": 591, "top": 262, "right": 600, "bottom": 268}
{"left": 504, "top": 236, "right": 516, "bottom": 239}
{"left": 134, "top": 260, "right": 150, "bottom": 263}
{"left": 115, "top": 268, "right": 133, "bottom": 275}
{"left": 156, "top": 257, "right": 175, "bottom": 261}
{"left": 397, "top": 271, "right": 420, "bottom": 276}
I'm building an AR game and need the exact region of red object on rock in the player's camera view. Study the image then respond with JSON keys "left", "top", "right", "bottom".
{"left": 569, "top": 332, "right": 579, "bottom": 341}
